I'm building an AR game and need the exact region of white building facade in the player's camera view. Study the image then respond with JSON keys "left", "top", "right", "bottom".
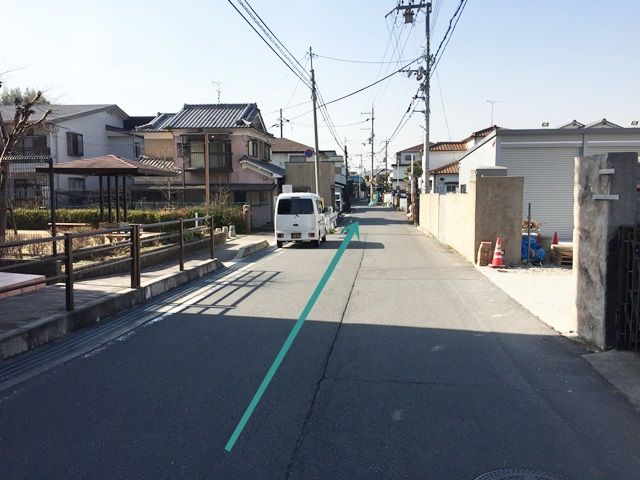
{"left": 458, "top": 121, "right": 640, "bottom": 240}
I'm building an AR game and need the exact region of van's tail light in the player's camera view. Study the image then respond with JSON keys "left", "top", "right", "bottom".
{"left": 308, "top": 232, "right": 315, "bottom": 238}
{"left": 277, "top": 233, "right": 284, "bottom": 238}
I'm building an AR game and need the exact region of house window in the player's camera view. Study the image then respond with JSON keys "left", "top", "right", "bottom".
{"left": 460, "top": 184, "right": 467, "bottom": 194}
{"left": 445, "top": 183, "right": 457, "bottom": 193}
{"left": 14, "top": 135, "right": 48, "bottom": 155}
{"left": 134, "top": 143, "right": 142, "bottom": 158}
{"left": 68, "top": 178, "right": 85, "bottom": 191}
{"left": 13, "top": 179, "right": 34, "bottom": 200}
{"left": 188, "top": 141, "right": 205, "bottom": 168}
{"left": 209, "top": 140, "right": 232, "bottom": 170}
{"left": 288, "top": 154, "right": 306, "bottom": 163}
{"left": 66, "top": 132, "right": 84, "bottom": 156}
{"left": 249, "top": 140, "right": 259, "bottom": 158}
{"left": 264, "top": 144, "right": 271, "bottom": 161}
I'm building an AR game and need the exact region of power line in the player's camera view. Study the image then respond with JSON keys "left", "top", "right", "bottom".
{"left": 312, "top": 53, "right": 417, "bottom": 64}
{"left": 242, "top": 0, "right": 310, "bottom": 80}
{"left": 430, "top": 0, "right": 469, "bottom": 75}
{"left": 320, "top": 58, "right": 421, "bottom": 109}
{"left": 227, "top": 0, "right": 311, "bottom": 90}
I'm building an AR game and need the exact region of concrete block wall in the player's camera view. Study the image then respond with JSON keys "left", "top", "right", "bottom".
{"left": 419, "top": 174, "right": 524, "bottom": 265}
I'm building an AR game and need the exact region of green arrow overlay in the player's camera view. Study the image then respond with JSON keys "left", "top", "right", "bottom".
{"left": 225, "top": 221, "right": 360, "bottom": 452}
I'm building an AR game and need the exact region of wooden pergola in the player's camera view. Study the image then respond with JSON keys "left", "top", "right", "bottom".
{"left": 37, "top": 155, "right": 178, "bottom": 223}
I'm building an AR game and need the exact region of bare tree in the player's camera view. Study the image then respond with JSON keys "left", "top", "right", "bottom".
{"left": 0, "top": 81, "right": 52, "bottom": 240}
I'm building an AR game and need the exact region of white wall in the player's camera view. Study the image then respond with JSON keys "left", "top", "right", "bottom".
{"left": 458, "top": 136, "right": 498, "bottom": 187}
{"left": 50, "top": 108, "right": 134, "bottom": 190}
{"left": 429, "top": 150, "right": 466, "bottom": 171}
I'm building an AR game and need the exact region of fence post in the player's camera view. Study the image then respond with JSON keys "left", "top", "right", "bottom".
{"left": 130, "top": 224, "right": 141, "bottom": 288}
{"left": 179, "top": 219, "right": 185, "bottom": 271}
{"left": 64, "top": 233, "right": 74, "bottom": 311}
{"left": 209, "top": 215, "right": 215, "bottom": 259}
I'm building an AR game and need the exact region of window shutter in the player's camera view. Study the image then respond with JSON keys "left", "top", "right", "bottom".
{"left": 77, "top": 134, "right": 84, "bottom": 156}
{"left": 66, "top": 132, "right": 74, "bottom": 156}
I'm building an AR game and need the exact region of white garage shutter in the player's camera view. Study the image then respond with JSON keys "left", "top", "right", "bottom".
{"left": 501, "top": 147, "right": 580, "bottom": 241}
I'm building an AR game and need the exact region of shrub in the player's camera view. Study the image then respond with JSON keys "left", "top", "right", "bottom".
{"left": 12, "top": 206, "right": 246, "bottom": 234}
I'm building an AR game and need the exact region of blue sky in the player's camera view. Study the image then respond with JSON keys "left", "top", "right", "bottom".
{"left": 2, "top": 0, "right": 639, "bottom": 166}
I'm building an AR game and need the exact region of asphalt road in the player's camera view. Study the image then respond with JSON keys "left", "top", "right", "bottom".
{"left": 1, "top": 205, "right": 640, "bottom": 480}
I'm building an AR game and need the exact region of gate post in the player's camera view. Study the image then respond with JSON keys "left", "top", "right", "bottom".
{"left": 574, "top": 152, "right": 638, "bottom": 348}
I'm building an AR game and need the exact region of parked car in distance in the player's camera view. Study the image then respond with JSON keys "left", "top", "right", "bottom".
{"left": 274, "top": 193, "right": 328, "bottom": 248}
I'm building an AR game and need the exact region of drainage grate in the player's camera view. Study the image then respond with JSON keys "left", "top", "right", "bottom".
{"left": 474, "top": 469, "right": 567, "bottom": 480}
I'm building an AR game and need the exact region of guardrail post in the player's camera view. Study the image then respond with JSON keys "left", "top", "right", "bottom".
{"left": 131, "top": 224, "right": 141, "bottom": 288}
{"left": 64, "top": 233, "right": 74, "bottom": 311}
{"left": 179, "top": 219, "right": 185, "bottom": 271}
{"left": 209, "top": 215, "right": 215, "bottom": 259}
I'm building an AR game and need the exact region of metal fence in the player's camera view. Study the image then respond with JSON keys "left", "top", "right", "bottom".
{"left": 0, "top": 215, "right": 216, "bottom": 311}
{"left": 616, "top": 225, "right": 640, "bottom": 351}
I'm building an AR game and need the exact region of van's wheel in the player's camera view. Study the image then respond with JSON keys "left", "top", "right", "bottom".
{"left": 277, "top": 241, "right": 283, "bottom": 248}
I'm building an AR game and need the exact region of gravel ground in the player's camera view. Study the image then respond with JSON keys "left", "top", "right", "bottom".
{"left": 476, "top": 263, "right": 576, "bottom": 336}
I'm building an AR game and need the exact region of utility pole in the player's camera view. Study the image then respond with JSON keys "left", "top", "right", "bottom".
{"left": 344, "top": 142, "right": 351, "bottom": 212}
{"left": 387, "top": 1, "right": 431, "bottom": 198}
{"left": 370, "top": 105, "right": 375, "bottom": 204}
{"left": 310, "top": 47, "right": 321, "bottom": 196}
{"left": 384, "top": 139, "right": 389, "bottom": 190}
{"left": 361, "top": 107, "right": 375, "bottom": 204}
{"left": 275, "top": 108, "right": 289, "bottom": 138}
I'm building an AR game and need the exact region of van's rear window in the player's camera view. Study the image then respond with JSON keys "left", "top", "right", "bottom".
{"left": 277, "top": 198, "right": 314, "bottom": 215}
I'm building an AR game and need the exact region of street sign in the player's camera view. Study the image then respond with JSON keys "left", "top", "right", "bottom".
{"left": 304, "top": 148, "right": 313, "bottom": 158}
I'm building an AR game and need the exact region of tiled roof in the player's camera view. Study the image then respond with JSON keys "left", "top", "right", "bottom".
{"left": 166, "top": 103, "right": 262, "bottom": 130}
{"left": 397, "top": 143, "right": 426, "bottom": 154}
{"left": 430, "top": 160, "right": 459, "bottom": 175}
{"left": 271, "top": 137, "right": 312, "bottom": 153}
{"left": 558, "top": 119, "right": 621, "bottom": 129}
{"left": 0, "top": 104, "right": 128, "bottom": 124}
{"left": 558, "top": 120, "right": 585, "bottom": 129}
{"left": 430, "top": 141, "right": 467, "bottom": 152}
{"left": 240, "top": 156, "right": 285, "bottom": 178}
{"left": 35, "top": 155, "right": 178, "bottom": 176}
{"left": 136, "top": 113, "right": 176, "bottom": 132}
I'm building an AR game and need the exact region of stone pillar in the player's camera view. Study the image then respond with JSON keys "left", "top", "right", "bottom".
{"left": 574, "top": 152, "right": 638, "bottom": 348}
{"left": 243, "top": 204, "right": 252, "bottom": 234}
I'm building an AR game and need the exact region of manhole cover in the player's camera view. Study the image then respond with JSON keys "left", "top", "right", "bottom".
{"left": 474, "top": 469, "right": 567, "bottom": 480}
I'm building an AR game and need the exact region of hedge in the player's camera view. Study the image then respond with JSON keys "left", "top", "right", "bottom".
{"left": 12, "top": 206, "right": 246, "bottom": 233}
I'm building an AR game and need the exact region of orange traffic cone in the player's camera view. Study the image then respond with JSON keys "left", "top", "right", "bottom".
{"left": 490, "top": 237, "right": 504, "bottom": 268}
{"left": 552, "top": 232, "right": 558, "bottom": 245}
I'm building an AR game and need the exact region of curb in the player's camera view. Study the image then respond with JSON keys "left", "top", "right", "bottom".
{"left": 0, "top": 259, "right": 222, "bottom": 361}
{"left": 235, "top": 240, "right": 270, "bottom": 259}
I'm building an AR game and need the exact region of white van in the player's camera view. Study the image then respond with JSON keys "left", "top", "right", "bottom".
{"left": 274, "top": 192, "right": 327, "bottom": 248}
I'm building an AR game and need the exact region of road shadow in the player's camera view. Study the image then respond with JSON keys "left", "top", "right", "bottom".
{"left": 284, "top": 240, "right": 384, "bottom": 250}
{"left": 1, "top": 307, "right": 637, "bottom": 480}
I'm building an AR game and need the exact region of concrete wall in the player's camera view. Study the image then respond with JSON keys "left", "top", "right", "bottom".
{"left": 573, "top": 152, "right": 638, "bottom": 349}
{"left": 419, "top": 173, "right": 523, "bottom": 265}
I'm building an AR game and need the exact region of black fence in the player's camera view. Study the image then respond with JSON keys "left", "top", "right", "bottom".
{"left": 615, "top": 226, "right": 640, "bottom": 351}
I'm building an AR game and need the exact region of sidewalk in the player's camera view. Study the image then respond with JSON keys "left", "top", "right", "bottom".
{"left": 0, "top": 233, "right": 272, "bottom": 360}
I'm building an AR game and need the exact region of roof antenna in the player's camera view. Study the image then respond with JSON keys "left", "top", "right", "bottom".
{"left": 211, "top": 81, "right": 226, "bottom": 103}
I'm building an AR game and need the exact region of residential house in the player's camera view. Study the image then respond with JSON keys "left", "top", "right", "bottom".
{"left": 457, "top": 119, "right": 640, "bottom": 240}
{"left": 271, "top": 137, "right": 345, "bottom": 210}
{"left": 392, "top": 126, "right": 500, "bottom": 192}
{"left": 0, "top": 104, "right": 149, "bottom": 205}
{"left": 135, "top": 103, "right": 283, "bottom": 228}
